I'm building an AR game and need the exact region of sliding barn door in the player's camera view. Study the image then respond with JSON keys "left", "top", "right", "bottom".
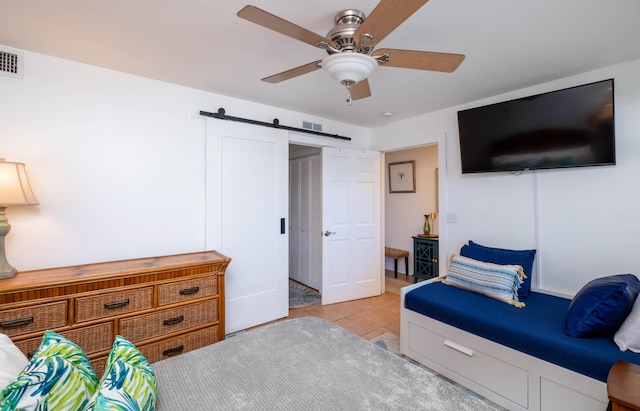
{"left": 321, "top": 147, "right": 382, "bottom": 304}
{"left": 205, "top": 119, "right": 288, "bottom": 333}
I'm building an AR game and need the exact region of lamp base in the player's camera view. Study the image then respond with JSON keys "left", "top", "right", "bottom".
{"left": 0, "top": 266, "right": 17, "bottom": 279}
{"left": 0, "top": 207, "right": 18, "bottom": 279}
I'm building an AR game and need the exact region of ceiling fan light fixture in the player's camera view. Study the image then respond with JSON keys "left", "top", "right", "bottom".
{"left": 322, "top": 52, "right": 377, "bottom": 85}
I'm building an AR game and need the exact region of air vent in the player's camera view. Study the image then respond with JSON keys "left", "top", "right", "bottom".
{"left": 0, "top": 47, "right": 24, "bottom": 79}
{"left": 302, "top": 121, "right": 322, "bottom": 132}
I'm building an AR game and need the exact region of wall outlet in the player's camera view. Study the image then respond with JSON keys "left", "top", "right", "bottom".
{"left": 447, "top": 213, "right": 458, "bottom": 224}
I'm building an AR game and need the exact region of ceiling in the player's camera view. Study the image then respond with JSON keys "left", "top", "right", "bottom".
{"left": 1, "top": 0, "right": 639, "bottom": 127}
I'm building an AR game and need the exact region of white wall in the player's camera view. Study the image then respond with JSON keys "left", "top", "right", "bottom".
{"left": 384, "top": 145, "right": 438, "bottom": 275}
{"left": 0, "top": 48, "right": 370, "bottom": 271}
{"left": 4, "top": 47, "right": 639, "bottom": 297}
{"left": 372, "top": 58, "right": 640, "bottom": 296}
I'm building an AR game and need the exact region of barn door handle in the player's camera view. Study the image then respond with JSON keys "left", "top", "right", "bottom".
{"left": 324, "top": 231, "right": 336, "bottom": 237}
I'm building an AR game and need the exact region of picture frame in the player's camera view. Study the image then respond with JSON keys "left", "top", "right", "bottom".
{"left": 388, "top": 161, "right": 416, "bottom": 193}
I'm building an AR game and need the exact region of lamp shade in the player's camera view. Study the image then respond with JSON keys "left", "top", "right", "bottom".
{"left": 322, "top": 52, "right": 377, "bottom": 85}
{"left": 0, "top": 159, "right": 38, "bottom": 206}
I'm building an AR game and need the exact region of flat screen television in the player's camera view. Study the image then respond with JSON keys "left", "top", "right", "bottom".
{"left": 457, "top": 79, "right": 615, "bottom": 174}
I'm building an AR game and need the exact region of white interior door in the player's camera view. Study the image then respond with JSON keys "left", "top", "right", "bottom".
{"left": 321, "top": 147, "right": 382, "bottom": 305}
{"left": 205, "top": 119, "right": 288, "bottom": 333}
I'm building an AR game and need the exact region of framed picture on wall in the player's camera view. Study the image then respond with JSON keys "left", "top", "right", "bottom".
{"left": 388, "top": 161, "right": 416, "bottom": 193}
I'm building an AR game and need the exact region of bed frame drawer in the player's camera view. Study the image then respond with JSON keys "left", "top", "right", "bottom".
{"left": 408, "top": 319, "right": 529, "bottom": 408}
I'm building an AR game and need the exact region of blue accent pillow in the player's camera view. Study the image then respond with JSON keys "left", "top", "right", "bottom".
{"left": 565, "top": 274, "right": 640, "bottom": 337}
{"left": 460, "top": 240, "right": 536, "bottom": 298}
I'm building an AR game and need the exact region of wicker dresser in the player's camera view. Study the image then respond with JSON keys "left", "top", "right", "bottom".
{"left": 0, "top": 251, "right": 230, "bottom": 375}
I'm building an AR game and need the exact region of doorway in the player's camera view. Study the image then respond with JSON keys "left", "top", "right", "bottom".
{"left": 288, "top": 144, "right": 323, "bottom": 295}
{"left": 288, "top": 144, "right": 383, "bottom": 306}
{"left": 383, "top": 144, "right": 439, "bottom": 285}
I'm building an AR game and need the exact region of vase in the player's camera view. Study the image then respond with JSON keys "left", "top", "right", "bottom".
{"left": 423, "top": 214, "right": 431, "bottom": 236}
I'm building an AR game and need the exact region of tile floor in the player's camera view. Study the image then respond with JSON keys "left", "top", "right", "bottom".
{"left": 285, "top": 270, "right": 414, "bottom": 341}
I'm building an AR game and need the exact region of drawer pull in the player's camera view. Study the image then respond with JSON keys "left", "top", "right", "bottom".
{"left": 163, "top": 315, "right": 184, "bottom": 326}
{"left": 104, "top": 299, "right": 130, "bottom": 309}
{"left": 444, "top": 339, "right": 474, "bottom": 357}
{"left": 0, "top": 316, "right": 34, "bottom": 329}
{"left": 179, "top": 286, "right": 200, "bottom": 296}
{"left": 162, "top": 345, "right": 184, "bottom": 357}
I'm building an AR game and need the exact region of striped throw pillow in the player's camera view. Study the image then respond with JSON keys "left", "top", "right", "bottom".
{"left": 443, "top": 254, "right": 526, "bottom": 307}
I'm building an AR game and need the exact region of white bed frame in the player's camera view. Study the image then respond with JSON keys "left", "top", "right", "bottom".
{"left": 400, "top": 280, "right": 608, "bottom": 411}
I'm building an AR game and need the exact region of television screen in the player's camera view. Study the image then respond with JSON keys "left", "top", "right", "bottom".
{"left": 457, "top": 79, "right": 615, "bottom": 174}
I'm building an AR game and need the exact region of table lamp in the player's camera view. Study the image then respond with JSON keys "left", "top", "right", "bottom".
{"left": 0, "top": 159, "right": 38, "bottom": 279}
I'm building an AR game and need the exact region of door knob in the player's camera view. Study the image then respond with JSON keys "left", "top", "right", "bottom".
{"left": 324, "top": 231, "right": 336, "bottom": 237}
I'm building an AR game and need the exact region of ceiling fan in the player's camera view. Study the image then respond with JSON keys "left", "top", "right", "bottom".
{"left": 237, "top": 0, "right": 465, "bottom": 105}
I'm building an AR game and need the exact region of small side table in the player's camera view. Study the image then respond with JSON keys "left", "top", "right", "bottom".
{"left": 608, "top": 361, "right": 640, "bottom": 411}
{"left": 413, "top": 235, "right": 439, "bottom": 283}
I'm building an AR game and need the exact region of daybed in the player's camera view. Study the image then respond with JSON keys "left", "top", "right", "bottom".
{"left": 401, "top": 280, "right": 640, "bottom": 411}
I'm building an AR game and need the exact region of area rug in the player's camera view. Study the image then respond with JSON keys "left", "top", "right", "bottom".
{"left": 370, "top": 332, "right": 507, "bottom": 411}
{"left": 153, "top": 317, "right": 499, "bottom": 410}
{"left": 289, "top": 279, "right": 321, "bottom": 308}
{"left": 371, "top": 332, "right": 401, "bottom": 355}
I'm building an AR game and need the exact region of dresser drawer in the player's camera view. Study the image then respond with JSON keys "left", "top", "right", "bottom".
{"left": 139, "top": 326, "right": 219, "bottom": 364}
{"left": 91, "top": 355, "right": 109, "bottom": 378}
{"left": 119, "top": 299, "right": 217, "bottom": 343}
{"left": 0, "top": 301, "right": 68, "bottom": 337}
{"left": 75, "top": 287, "right": 153, "bottom": 323}
{"left": 14, "top": 322, "right": 114, "bottom": 359}
{"left": 158, "top": 276, "right": 217, "bottom": 306}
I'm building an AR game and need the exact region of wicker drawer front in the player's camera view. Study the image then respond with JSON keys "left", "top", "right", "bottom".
{"left": 91, "top": 355, "right": 108, "bottom": 378}
{"left": 75, "top": 287, "right": 153, "bottom": 323}
{"left": 14, "top": 322, "right": 114, "bottom": 359}
{"left": 0, "top": 301, "right": 68, "bottom": 337}
{"left": 140, "top": 326, "right": 219, "bottom": 364}
{"left": 119, "top": 299, "right": 217, "bottom": 343}
{"left": 158, "top": 276, "right": 217, "bottom": 306}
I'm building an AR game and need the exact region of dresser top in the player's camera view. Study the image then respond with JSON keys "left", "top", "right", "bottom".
{"left": 0, "top": 251, "right": 230, "bottom": 299}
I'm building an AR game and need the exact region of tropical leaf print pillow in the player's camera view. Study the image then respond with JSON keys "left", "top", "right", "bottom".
{"left": 0, "top": 330, "right": 99, "bottom": 410}
{"left": 83, "top": 335, "right": 156, "bottom": 411}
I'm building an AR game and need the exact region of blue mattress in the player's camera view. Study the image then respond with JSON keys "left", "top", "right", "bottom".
{"left": 405, "top": 281, "right": 640, "bottom": 382}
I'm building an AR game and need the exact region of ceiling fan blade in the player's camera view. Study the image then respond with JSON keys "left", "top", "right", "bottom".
{"left": 261, "top": 60, "right": 323, "bottom": 83}
{"left": 351, "top": 79, "right": 372, "bottom": 100}
{"left": 374, "top": 48, "right": 465, "bottom": 72}
{"left": 238, "top": 5, "right": 330, "bottom": 49}
{"left": 354, "top": 0, "right": 429, "bottom": 48}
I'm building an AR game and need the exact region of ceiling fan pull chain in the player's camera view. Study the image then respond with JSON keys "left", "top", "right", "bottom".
{"left": 345, "top": 82, "right": 353, "bottom": 106}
